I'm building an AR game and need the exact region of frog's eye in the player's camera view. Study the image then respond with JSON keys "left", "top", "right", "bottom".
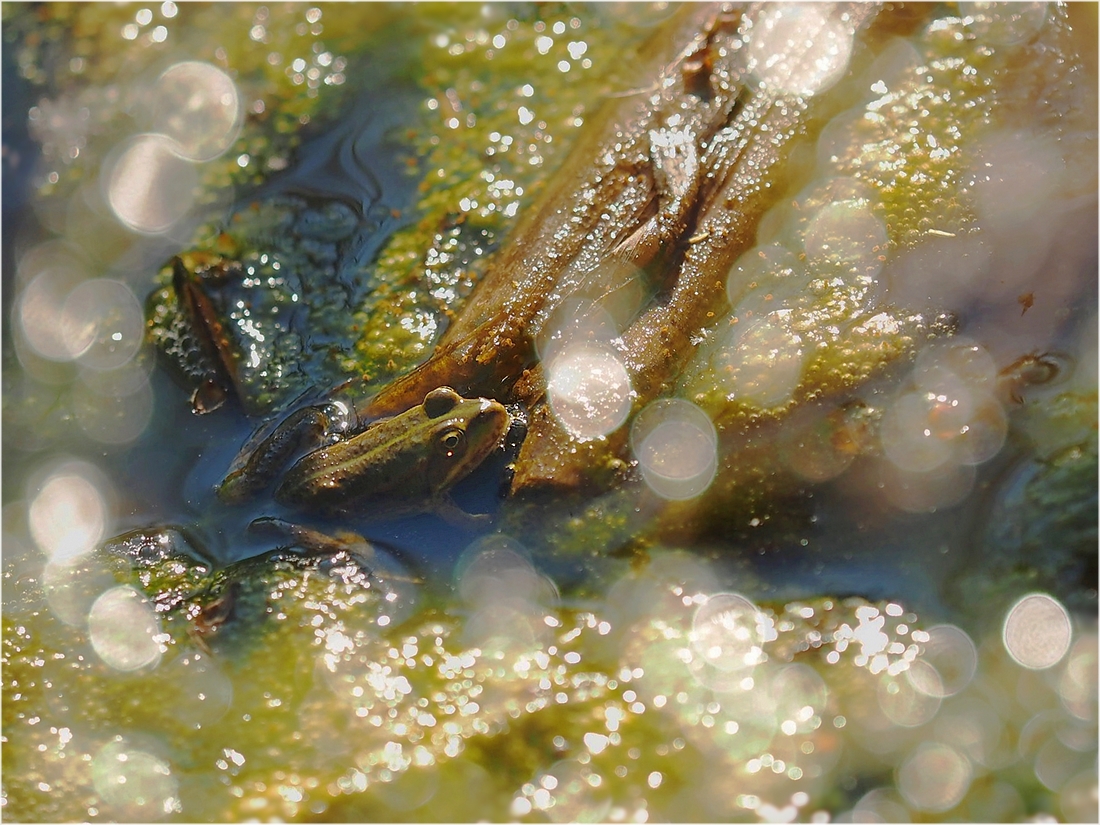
{"left": 424, "top": 387, "right": 461, "bottom": 418}
{"left": 438, "top": 427, "right": 466, "bottom": 457}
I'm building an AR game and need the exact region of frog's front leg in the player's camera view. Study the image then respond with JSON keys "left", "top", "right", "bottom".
{"left": 217, "top": 399, "right": 357, "bottom": 503}
{"left": 432, "top": 495, "right": 496, "bottom": 529}
{"left": 248, "top": 517, "right": 423, "bottom": 585}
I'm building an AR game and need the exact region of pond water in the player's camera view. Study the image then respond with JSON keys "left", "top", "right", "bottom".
{"left": 2, "top": 3, "right": 1097, "bottom": 822}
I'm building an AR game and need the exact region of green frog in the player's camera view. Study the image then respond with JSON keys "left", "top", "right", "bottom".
{"left": 268, "top": 386, "right": 509, "bottom": 520}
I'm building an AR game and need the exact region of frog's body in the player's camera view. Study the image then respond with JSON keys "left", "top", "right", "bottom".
{"left": 273, "top": 387, "right": 508, "bottom": 518}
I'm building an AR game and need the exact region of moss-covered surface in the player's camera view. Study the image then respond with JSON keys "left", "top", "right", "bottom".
{"left": 0, "top": 533, "right": 1016, "bottom": 822}
{"left": 138, "top": 3, "right": 663, "bottom": 415}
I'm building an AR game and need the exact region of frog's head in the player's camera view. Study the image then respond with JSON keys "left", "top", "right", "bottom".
{"left": 422, "top": 387, "right": 510, "bottom": 495}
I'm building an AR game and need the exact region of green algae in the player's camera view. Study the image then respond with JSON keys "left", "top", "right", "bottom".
{"left": 647, "top": 4, "right": 1095, "bottom": 536}
{"left": 6, "top": 524, "right": 1089, "bottom": 820}
{"left": 0, "top": 535, "right": 967, "bottom": 822}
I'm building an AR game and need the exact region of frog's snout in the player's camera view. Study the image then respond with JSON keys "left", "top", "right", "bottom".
{"left": 469, "top": 399, "right": 511, "bottom": 454}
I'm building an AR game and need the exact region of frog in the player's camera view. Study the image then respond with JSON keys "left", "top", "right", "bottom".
{"left": 261, "top": 386, "right": 510, "bottom": 521}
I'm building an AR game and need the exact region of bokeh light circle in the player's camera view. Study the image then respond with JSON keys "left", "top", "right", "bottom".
{"left": 152, "top": 61, "right": 242, "bottom": 161}
{"left": 770, "top": 662, "right": 829, "bottom": 734}
{"left": 878, "top": 669, "right": 942, "bottom": 728}
{"left": 630, "top": 399, "right": 717, "bottom": 500}
{"left": 454, "top": 535, "right": 557, "bottom": 653}
{"left": 951, "top": 392, "right": 1008, "bottom": 466}
{"left": 157, "top": 651, "right": 232, "bottom": 730}
{"left": 72, "top": 377, "right": 155, "bottom": 445}
{"left": 104, "top": 133, "right": 198, "bottom": 234}
{"left": 714, "top": 312, "right": 804, "bottom": 408}
{"left": 60, "top": 278, "right": 145, "bottom": 370}
{"left": 28, "top": 461, "right": 109, "bottom": 564}
{"left": 542, "top": 759, "right": 611, "bottom": 824}
{"left": 1057, "top": 635, "right": 1098, "bottom": 723}
{"left": 747, "top": 4, "right": 855, "bottom": 97}
{"left": 1003, "top": 593, "right": 1072, "bottom": 669}
{"left": 91, "top": 737, "right": 179, "bottom": 818}
{"left": 880, "top": 392, "right": 942, "bottom": 472}
{"left": 778, "top": 409, "right": 858, "bottom": 483}
{"left": 912, "top": 337, "right": 998, "bottom": 395}
{"left": 885, "top": 232, "right": 994, "bottom": 313}
{"left": 546, "top": 343, "right": 633, "bottom": 439}
{"left": 77, "top": 350, "right": 155, "bottom": 397}
{"left": 802, "top": 199, "right": 887, "bottom": 281}
{"left": 968, "top": 130, "right": 1063, "bottom": 233}
{"left": 960, "top": 3, "right": 1049, "bottom": 47}
{"left": 455, "top": 535, "right": 547, "bottom": 608}
{"left": 910, "top": 624, "right": 978, "bottom": 698}
{"left": 373, "top": 760, "right": 441, "bottom": 814}
{"left": 878, "top": 451, "right": 977, "bottom": 514}
{"left": 42, "top": 557, "right": 119, "bottom": 627}
{"left": 897, "top": 742, "right": 973, "bottom": 812}
{"left": 536, "top": 299, "right": 619, "bottom": 365}
{"left": 897, "top": 339, "right": 1010, "bottom": 471}
{"left": 88, "top": 585, "right": 163, "bottom": 672}
{"left": 725, "top": 242, "right": 808, "bottom": 312}
{"left": 852, "top": 788, "right": 911, "bottom": 823}
{"left": 1059, "top": 768, "right": 1100, "bottom": 823}
{"left": 17, "top": 263, "right": 90, "bottom": 362}
{"left": 690, "top": 592, "right": 768, "bottom": 674}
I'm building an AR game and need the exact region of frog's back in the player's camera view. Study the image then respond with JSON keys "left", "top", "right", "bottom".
{"left": 274, "top": 414, "right": 435, "bottom": 511}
